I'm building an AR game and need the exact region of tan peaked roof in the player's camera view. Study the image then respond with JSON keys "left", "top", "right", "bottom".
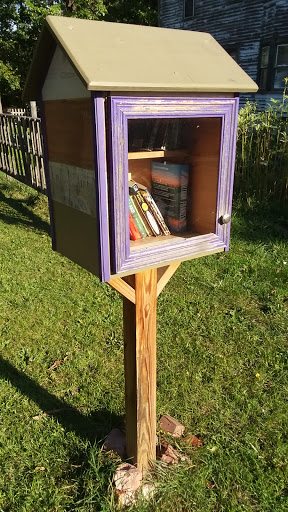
{"left": 23, "top": 15, "right": 258, "bottom": 100}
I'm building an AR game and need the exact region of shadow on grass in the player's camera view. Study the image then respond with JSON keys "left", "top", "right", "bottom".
{"left": 0, "top": 356, "right": 124, "bottom": 443}
{"left": 232, "top": 201, "right": 288, "bottom": 243}
{"left": 0, "top": 187, "right": 51, "bottom": 236}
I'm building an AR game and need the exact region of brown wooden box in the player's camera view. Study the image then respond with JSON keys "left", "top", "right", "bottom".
{"left": 23, "top": 16, "right": 257, "bottom": 281}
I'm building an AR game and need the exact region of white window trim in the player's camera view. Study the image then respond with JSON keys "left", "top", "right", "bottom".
{"left": 274, "top": 44, "right": 288, "bottom": 90}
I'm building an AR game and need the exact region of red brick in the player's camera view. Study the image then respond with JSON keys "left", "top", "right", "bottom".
{"left": 183, "top": 434, "right": 203, "bottom": 447}
{"left": 159, "top": 414, "right": 185, "bottom": 437}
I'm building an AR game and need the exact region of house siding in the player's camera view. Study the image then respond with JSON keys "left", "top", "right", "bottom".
{"left": 159, "top": 0, "right": 288, "bottom": 109}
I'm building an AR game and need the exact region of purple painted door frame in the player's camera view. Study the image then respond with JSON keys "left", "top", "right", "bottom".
{"left": 106, "top": 96, "right": 239, "bottom": 277}
{"left": 91, "top": 93, "right": 110, "bottom": 282}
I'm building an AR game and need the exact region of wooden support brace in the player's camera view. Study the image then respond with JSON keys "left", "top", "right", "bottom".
{"left": 108, "top": 277, "right": 136, "bottom": 304}
{"left": 156, "top": 262, "right": 181, "bottom": 297}
{"left": 108, "top": 262, "right": 181, "bottom": 304}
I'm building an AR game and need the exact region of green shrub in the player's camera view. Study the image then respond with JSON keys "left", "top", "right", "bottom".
{"left": 235, "top": 79, "right": 288, "bottom": 204}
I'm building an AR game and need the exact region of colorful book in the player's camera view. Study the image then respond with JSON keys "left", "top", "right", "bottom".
{"left": 130, "top": 195, "right": 152, "bottom": 236}
{"left": 129, "top": 212, "right": 141, "bottom": 240}
{"left": 128, "top": 195, "right": 147, "bottom": 238}
{"left": 151, "top": 162, "right": 189, "bottom": 233}
{"left": 129, "top": 181, "right": 161, "bottom": 236}
{"left": 134, "top": 182, "right": 170, "bottom": 236}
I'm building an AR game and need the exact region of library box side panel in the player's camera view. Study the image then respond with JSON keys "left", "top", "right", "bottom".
{"left": 43, "top": 98, "right": 94, "bottom": 170}
{"left": 52, "top": 200, "right": 100, "bottom": 277}
{"left": 42, "top": 44, "right": 90, "bottom": 102}
{"left": 42, "top": 97, "right": 102, "bottom": 279}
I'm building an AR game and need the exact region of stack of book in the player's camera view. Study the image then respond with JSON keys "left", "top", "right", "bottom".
{"left": 151, "top": 162, "right": 189, "bottom": 233}
{"left": 128, "top": 178, "right": 170, "bottom": 241}
{"left": 128, "top": 118, "right": 184, "bottom": 152}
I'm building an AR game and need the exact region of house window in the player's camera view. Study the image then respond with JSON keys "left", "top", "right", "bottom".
{"left": 274, "top": 44, "right": 288, "bottom": 89}
{"left": 259, "top": 46, "right": 270, "bottom": 90}
{"left": 184, "top": 0, "right": 194, "bottom": 19}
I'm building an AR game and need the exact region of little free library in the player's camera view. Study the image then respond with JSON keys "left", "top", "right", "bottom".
{"left": 23, "top": 16, "right": 258, "bottom": 472}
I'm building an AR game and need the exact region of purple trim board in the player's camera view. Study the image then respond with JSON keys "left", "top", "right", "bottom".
{"left": 224, "top": 96, "right": 239, "bottom": 251}
{"left": 91, "top": 93, "right": 110, "bottom": 282}
{"left": 109, "top": 96, "right": 239, "bottom": 277}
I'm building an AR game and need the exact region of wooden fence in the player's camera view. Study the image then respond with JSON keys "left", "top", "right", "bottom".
{"left": 6, "top": 108, "right": 28, "bottom": 116}
{"left": 0, "top": 113, "right": 47, "bottom": 194}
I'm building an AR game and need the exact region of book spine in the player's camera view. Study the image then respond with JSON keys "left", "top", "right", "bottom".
{"left": 128, "top": 196, "right": 147, "bottom": 238}
{"left": 129, "top": 212, "right": 141, "bottom": 240}
{"left": 134, "top": 189, "right": 161, "bottom": 236}
{"left": 161, "top": 119, "right": 170, "bottom": 150}
{"left": 141, "top": 189, "right": 170, "bottom": 236}
{"left": 131, "top": 195, "right": 153, "bottom": 236}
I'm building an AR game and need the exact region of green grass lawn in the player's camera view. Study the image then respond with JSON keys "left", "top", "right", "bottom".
{"left": 0, "top": 171, "right": 287, "bottom": 511}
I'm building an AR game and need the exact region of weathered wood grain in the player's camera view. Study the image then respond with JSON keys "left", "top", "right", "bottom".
{"left": 108, "top": 277, "right": 136, "bottom": 303}
{"left": 49, "top": 161, "right": 96, "bottom": 217}
{"left": 0, "top": 113, "right": 46, "bottom": 192}
{"left": 111, "top": 96, "right": 237, "bottom": 275}
{"left": 123, "top": 268, "right": 157, "bottom": 473}
{"left": 159, "top": 0, "right": 287, "bottom": 109}
{"left": 135, "top": 268, "right": 157, "bottom": 472}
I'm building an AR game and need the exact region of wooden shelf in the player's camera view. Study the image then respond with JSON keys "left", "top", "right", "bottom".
{"left": 128, "top": 149, "right": 188, "bottom": 160}
{"left": 130, "top": 232, "right": 200, "bottom": 252}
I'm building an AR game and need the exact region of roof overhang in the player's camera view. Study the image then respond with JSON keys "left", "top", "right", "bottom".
{"left": 23, "top": 16, "right": 258, "bottom": 101}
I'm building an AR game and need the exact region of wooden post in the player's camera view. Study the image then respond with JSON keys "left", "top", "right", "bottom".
{"left": 30, "top": 101, "right": 37, "bottom": 118}
{"left": 109, "top": 264, "right": 180, "bottom": 472}
{"left": 123, "top": 268, "right": 157, "bottom": 473}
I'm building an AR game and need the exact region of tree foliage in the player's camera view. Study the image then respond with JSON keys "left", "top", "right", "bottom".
{"left": 104, "top": 0, "right": 158, "bottom": 26}
{"left": 0, "top": 0, "right": 158, "bottom": 106}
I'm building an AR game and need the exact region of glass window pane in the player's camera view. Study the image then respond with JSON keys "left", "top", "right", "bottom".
{"left": 276, "top": 45, "right": 288, "bottom": 66}
{"left": 261, "top": 46, "right": 270, "bottom": 68}
{"left": 184, "top": 0, "right": 194, "bottom": 18}
{"left": 274, "top": 67, "right": 288, "bottom": 88}
{"left": 260, "top": 68, "right": 268, "bottom": 89}
{"left": 128, "top": 117, "right": 222, "bottom": 249}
